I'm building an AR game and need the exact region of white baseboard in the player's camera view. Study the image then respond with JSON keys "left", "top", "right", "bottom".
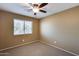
{"left": 40, "top": 41, "right": 78, "bottom": 56}
{"left": 0, "top": 40, "right": 39, "bottom": 52}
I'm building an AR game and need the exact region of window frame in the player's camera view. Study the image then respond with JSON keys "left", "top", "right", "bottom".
{"left": 13, "top": 18, "right": 33, "bottom": 36}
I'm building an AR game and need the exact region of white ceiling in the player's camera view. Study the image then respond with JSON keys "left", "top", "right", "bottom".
{"left": 0, "top": 3, "right": 79, "bottom": 19}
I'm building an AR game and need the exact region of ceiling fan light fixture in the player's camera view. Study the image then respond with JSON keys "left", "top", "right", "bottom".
{"left": 33, "top": 7, "right": 39, "bottom": 13}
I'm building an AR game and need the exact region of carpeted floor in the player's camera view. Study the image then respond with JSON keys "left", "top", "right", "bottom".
{"left": 0, "top": 42, "right": 74, "bottom": 56}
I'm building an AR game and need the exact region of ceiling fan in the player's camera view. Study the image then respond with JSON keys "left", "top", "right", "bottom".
{"left": 21, "top": 3, "right": 48, "bottom": 15}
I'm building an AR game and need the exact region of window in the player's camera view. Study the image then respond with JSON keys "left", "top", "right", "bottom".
{"left": 14, "top": 19, "right": 32, "bottom": 35}
{"left": 14, "top": 19, "right": 24, "bottom": 35}
{"left": 25, "top": 21, "right": 32, "bottom": 34}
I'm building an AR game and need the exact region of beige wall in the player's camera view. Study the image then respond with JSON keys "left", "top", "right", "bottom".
{"left": 40, "top": 6, "right": 79, "bottom": 55}
{"left": 0, "top": 11, "right": 39, "bottom": 50}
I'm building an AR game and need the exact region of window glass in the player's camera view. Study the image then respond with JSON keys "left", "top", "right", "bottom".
{"left": 14, "top": 19, "right": 32, "bottom": 35}
{"left": 25, "top": 21, "right": 32, "bottom": 34}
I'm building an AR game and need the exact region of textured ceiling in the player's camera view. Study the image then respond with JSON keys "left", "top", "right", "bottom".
{"left": 0, "top": 3, "right": 79, "bottom": 19}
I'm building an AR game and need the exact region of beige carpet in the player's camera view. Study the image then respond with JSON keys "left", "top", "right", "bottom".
{"left": 0, "top": 42, "right": 74, "bottom": 56}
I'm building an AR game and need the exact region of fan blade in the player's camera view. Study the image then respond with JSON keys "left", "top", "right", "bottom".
{"left": 40, "top": 10, "right": 47, "bottom": 13}
{"left": 20, "top": 3, "right": 33, "bottom": 9}
{"left": 29, "top": 3, "right": 34, "bottom": 8}
{"left": 34, "top": 13, "right": 36, "bottom": 15}
{"left": 39, "top": 3, "right": 48, "bottom": 8}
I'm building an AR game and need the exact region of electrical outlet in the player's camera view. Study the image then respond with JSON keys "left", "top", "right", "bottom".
{"left": 22, "top": 40, "right": 25, "bottom": 42}
{"left": 54, "top": 41, "right": 57, "bottom": 43}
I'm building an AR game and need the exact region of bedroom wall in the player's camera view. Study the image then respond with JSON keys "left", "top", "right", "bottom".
{"left": 40, "top": 6, "right": 79, "bottom": 55}
{"left": 0, "top": 10, "right": 39, "bottom": 50}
